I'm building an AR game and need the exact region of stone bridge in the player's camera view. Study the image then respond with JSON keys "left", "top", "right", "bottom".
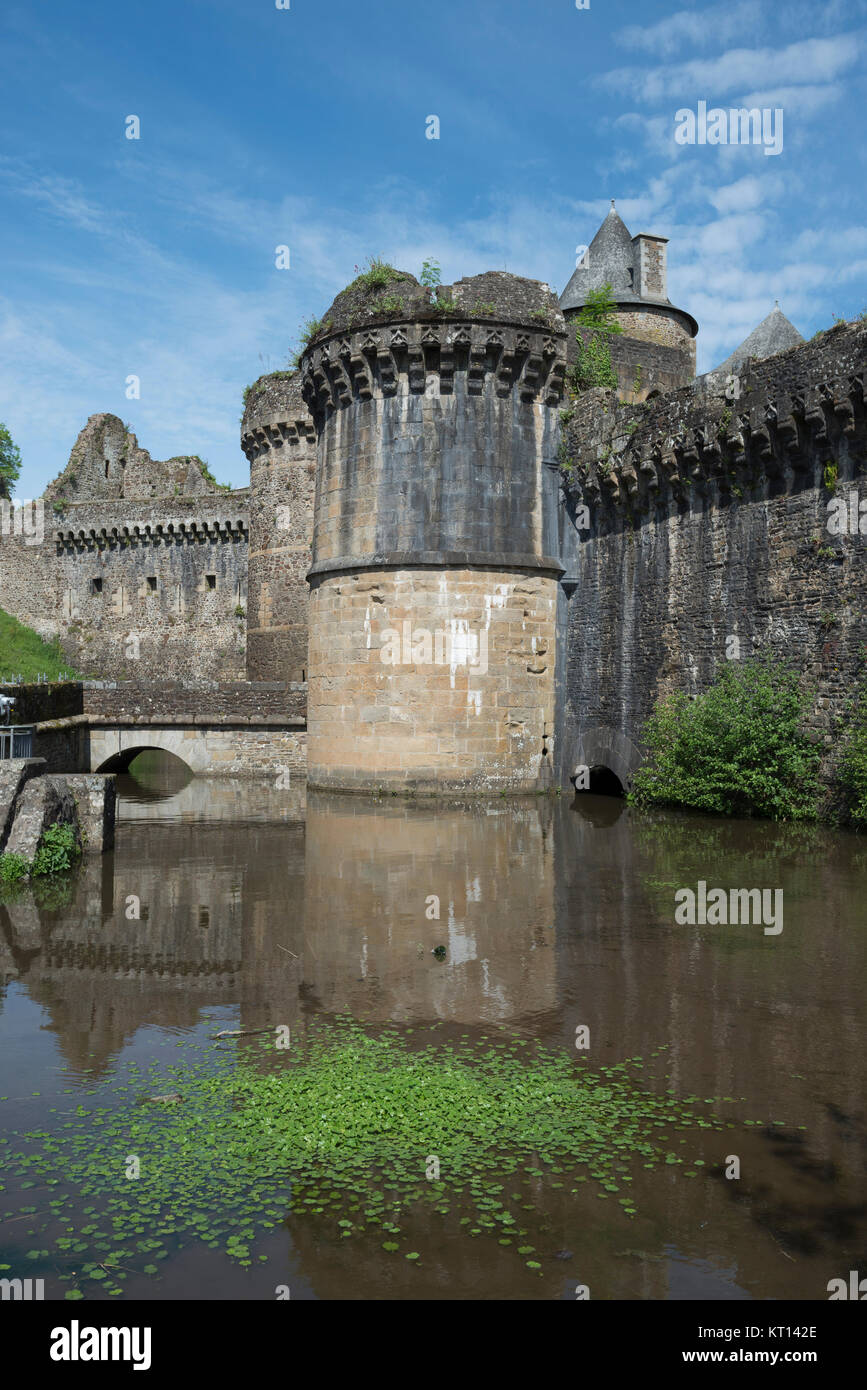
{"left": 87, "top": 717, "right": 305, "bottom": 776}
{"left": 1, "top": 680, "right": 307, "bottom": 778}
{"left": 33, "top": 712, "right": 307, "bottom": 779}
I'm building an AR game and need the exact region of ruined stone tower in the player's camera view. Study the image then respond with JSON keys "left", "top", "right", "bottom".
{"left": 299, "top": 270, "right": 567, "bottom": 792}
{"left": 241, "top": 373, "right": 315, "bottom": 682}
{"left": 560, "top": 200, "right": 698, "bottom": 400}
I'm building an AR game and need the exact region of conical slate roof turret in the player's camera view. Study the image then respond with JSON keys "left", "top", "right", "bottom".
{"left": 560, "top": 199, "right": 698, "bottom": 336}
{"left": 560, "top": 200, "right": 634, "bottom": 307}
{"left": 711, "top": 302, "right": 804, "bottom": 376}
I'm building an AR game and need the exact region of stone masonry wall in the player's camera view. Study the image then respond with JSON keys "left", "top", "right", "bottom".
{"left": 0, "top": 496, "right": 249, "bottom": 680}
{"left": 86, "top": 725, "right": 306, "bottom": 779}
{"left": 44, "top": 414, "right": 219, "bottom": 503}
{"left": 556, "top": 320, "right": 867, "bottom": 796}
{"left": 565, "top": 313, "right": 696, "bottom": 404}
{"left": 307, "top": 567, "right": 557, "bottom": 792}
{"left": 0, "top": 680, "right": 305, "bottom": 722}
{"left": 241, "top": 373, "right": 315, "bottom": 683}
{"left": 0, "top": 413, "right": 250, "bottom": 682}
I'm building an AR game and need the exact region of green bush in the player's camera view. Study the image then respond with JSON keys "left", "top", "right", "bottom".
{"left": 32, "top": 823, "right": 80, "bottom": 877}
{"left": 370, "top": 293, "right": 404, "bottom": 316}
{"left": 190, "top": 456, "right": 230, "bottom": 492}
{"left": 629, "top": 657, "right": 821, "bottom": 821}
{"left": 0, "top": 852, "right": 30, "bottom": 884}
{"left": 838, "top": 682, "right": 867, "bottom": 828}
{"left": 289, "top": 315, "right": 333, "bottom": 367}
{"left": 570, "top": 332, "right": 618, "bottom": 391}
{"left": 433, "top": 292, "right": 458, "bottom": 314}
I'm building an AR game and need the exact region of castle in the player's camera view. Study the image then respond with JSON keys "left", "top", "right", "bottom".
{"left": 1, "top": 203, "right": 864, "bottom": 797}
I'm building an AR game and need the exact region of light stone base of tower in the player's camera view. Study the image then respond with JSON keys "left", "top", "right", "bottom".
{"left": 307, "top": 566, "right": 557, "bottom": 793}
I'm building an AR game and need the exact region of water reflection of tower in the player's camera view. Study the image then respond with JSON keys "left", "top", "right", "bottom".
{"left": 301, "top": 791, "right": 557, "bottom": 1025}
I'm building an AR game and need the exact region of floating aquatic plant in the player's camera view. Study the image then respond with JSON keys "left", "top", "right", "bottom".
{"left": 0, "top": 1017, "right": 726, "bottom": 1294}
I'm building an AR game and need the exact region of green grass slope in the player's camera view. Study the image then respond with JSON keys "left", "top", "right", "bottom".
{"left": 0, "top": 606, "right": 81, "bottom": 683}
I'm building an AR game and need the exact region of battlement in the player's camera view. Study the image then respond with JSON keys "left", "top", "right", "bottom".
{"left": 241, "top": 372, "right": 316, "bottom": 462}
{"left": 54, "top": 514, "right": 248, "bottom": 553}
{"left": 3, "top": 232, "right": 864, "bottom": 806}
{"left": 301, "top": 319, "right": 567, "bottom": 419}
{"left": 561, "top": 320, "right": 867, "bottom": 518}
{"left": 300, "top": 271, "right": 567, "bottom": 423}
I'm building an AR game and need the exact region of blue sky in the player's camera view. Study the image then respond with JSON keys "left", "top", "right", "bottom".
{"left": 1, "top": 0, "right": 865, "bottom": 495}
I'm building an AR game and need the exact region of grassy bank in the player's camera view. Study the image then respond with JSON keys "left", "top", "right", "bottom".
{"left": 0, "top": 606, "right": 80, "bottom": 683}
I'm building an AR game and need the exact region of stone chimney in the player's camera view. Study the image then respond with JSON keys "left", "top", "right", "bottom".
{"left": 632, "top": 234, "right": 668, "bottom": 301}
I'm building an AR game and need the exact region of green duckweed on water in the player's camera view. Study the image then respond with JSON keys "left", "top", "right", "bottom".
{"left": 0, "top": 1017, "right": 733, "bottom": 1294}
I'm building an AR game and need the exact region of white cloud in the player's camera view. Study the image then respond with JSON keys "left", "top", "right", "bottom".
{"left": 707, "top": 174, "right": 786, "bottom": 214}
{"left": 739, "top": 84, "right": 845, "bottom": 116}
{"left": 616, "top": 2, "right": 763, "bottom": 58}
{"left": 600, "top": 34, "right": 862, "bottom": 104}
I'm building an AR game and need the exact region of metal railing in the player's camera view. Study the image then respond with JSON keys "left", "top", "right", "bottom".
{"left": 0, "top": 725, "right": 35, "bottom": 759}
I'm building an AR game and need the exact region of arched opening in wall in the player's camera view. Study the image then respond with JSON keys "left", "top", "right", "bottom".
{"left": 645, "top": 389, "right": 662, "bottom": 401}
{"left": 574, "top": 764, "right": 625, "bottom": 797}
{"left": 95, "top": 747, "right": 194, "bottom": 800}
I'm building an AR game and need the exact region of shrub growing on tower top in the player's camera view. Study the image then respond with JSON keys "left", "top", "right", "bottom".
{"left": 351, "top": 257, "right": 403, "bottom": 293}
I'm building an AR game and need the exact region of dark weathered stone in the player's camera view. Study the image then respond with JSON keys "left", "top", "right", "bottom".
{"left": 0, "top": 759, "right": 44, "bottom": 850}
{"left": 4, "top": 775, "right": 79, "bottom": 861}
{"left": 300, "top": 271, "right": 566, "bottom": 793}
{"left": 64, "top": 774, "right": 116, "bottom": 854}
{"left": 0, "top": 231, "right": 861, "bottom": 808}
{"left": 556, "top": 320, "right": 867, "bottom": 799}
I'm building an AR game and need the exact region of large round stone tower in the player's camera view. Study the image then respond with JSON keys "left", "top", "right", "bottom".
{"left": 299, "top": 270, "right": 567, "bottom": 793}
{"left": 241, "top": 373, "right": 315, "bottom": 682}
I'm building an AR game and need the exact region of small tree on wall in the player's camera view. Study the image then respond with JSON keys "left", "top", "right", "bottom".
{"left": 567, "top": 284, "right": 622, "bottom": 394}
{"left": 0, "top": 422, "right": 22, "bottom": 499}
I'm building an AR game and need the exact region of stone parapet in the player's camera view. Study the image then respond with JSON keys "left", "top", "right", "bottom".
{"left": 562, "top": 321, "right": 867, "bottom": 516}
{"left": 300, "top": 318, "right": 567, "bottom": 420}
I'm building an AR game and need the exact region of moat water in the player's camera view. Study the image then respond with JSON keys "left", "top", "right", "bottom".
{"left": 1, "top": 756, "right": 865, "bottom": 1301}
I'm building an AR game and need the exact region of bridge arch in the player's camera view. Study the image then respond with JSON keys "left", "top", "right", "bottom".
{"left": 563, "top": 723, "right": 643, "bottom": 796}
{"left": 94, "top": 744, "right": 195, "bottom": 775}
{"left": 91, "top": 730, "right": 207, "bottom": 775}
